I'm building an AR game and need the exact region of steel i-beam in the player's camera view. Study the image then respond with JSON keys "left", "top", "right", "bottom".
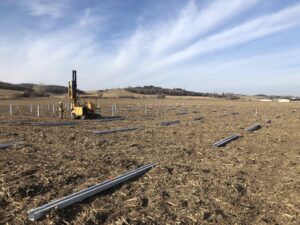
{"left": 93, "top": 127, "right": 137, "bottom": 134}
{"left": 28, "top": 163, "right": 156, "bottom": 221}
{"left": 0, "top": 141, "right": 23, "bottom": 149}
{"left": 246, "top": 124, "right": 261, "bottom": 132}
{"left": 160, "top": 120, "right": 180, "bottom": 126}
{"left": 213, "top": 134, "right": 241, "bottom": 147}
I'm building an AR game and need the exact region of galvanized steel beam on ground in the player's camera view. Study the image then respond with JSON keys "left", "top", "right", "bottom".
{"left": 93, "top": 127, "right": 138, "bottom": 135}
{"left": 0, "top": 121, "right": 30, "bottom": 126}
{"left": 176, "top": 112, "right": 188, "bottom": 115}
{"left": 213, "top": 134, "right": 241, "bottom": 147}
{"left": 95, "top": 116, "right": 125, "bottom": 122}
{"left": 160, "top": 120, "right": 180, "bottom": 126}
{"left": 28, "top": 163, "right": 156, "bottom": 221}
{"left": 0, "top": 141, "right": 23, "bottom": 149}
{"left": 246, "top": 124, "right": 261, "bottom": 132}
{"left": 30, "top": 122, "right": 79, "bottom": 127}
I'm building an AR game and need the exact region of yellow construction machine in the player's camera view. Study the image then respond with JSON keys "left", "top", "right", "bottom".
{"left": 68, "top": 70, "right": 100, "bottom": 119}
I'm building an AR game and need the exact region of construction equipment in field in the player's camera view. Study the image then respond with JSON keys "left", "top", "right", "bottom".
{"left": 68, "top": 70, "right": 100, "bottom": 119}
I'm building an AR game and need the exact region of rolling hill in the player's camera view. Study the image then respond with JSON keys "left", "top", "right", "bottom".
{"left": 0, "top": 81, "right": 84, "bottom": 98}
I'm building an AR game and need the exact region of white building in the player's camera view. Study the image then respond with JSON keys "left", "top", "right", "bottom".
{"left": 278, "top": 99, "right": 291, "bottom": 103}
{"left": 260, "top": 99, "right": 272, "bottom": 102}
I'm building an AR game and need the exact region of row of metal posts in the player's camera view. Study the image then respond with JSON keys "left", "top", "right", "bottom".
{"left": 8, "top": 103, "right": 72, "bottom": 117}
{"left": 111, "top": 104, "right": 149, "bottom": 116}
{"left": 6, "top": 102, "right": 190, "bottom": 117}
{"left": 5, "top": 102, "right": 261, "bottom": 122}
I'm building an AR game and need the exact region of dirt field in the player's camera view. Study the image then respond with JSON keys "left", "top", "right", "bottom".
{"left": 0, "top": 97, "right": 299, "bottom": 224}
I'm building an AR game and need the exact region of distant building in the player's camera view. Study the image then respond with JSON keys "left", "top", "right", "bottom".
{"left": 260, "top": 99, "right": 272, "bottom": 102}
{"left": 278, "top": 99, "right": 291, "bottom": 103}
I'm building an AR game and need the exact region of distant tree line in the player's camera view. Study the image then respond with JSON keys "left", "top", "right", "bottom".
{"left": 0, "top": 81, "right": 85, "bottom": 98}
{"left": 0, "top": 82, "right": 27, "bottom": 91}
{"left": 125, "top": 86, "right": 240, "bottom": 100}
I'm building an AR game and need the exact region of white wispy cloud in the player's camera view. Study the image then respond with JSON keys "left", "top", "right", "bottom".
{"left": 109, "top": 1, "right": 300, "bottom": 85}
{"left": 1, "top": 0, "right": 300, "bottom": 95}
{"left": 110, "top": 0, "right": 260, "bottom": 75}
{"left": 23, "top": 0, "right": 67, "bottom": 18}
{"left": 151, "top": 0, "right": 260, "bottom": 55}
{"left": 78, "top": 8, "right": 111, "bottom": 29}
{"left": 158, "top": 3, "right": 300, "bottom": 67}
{"left": 164, "top": 48, "right": 300, "bottom": 84}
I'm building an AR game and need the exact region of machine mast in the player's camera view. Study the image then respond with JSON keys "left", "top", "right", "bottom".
{"left": 68, "top": 70, "right": 78, "bottom": 107}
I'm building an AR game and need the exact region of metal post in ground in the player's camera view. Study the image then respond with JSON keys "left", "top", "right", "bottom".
{"left": 255, "top": 108, "right": 258, "bottom": 121}
{"left": 9, "top": 104, "right": 13, "bottom": 116}
{"left": 37, "top": 105, "right": 40, "bottom": 117}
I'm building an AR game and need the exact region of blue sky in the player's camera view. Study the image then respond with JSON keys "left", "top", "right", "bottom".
{"left": 0, "top": 0, "right": 300, "bottom": 95}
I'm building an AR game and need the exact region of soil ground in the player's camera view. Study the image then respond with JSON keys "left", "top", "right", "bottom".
{"left": 0, "top": 97, "right": 299, "bottom": 225}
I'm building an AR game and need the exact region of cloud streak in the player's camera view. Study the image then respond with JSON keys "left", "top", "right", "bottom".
{"left": 151, "top": 0, "right": 260, "bottom": 55}
{"left": 100, "top": 2, "right": 300, "bottom": 92}
{"left": 0, "top": 0, "right": 300, "bottom": 95}
{"left": 156, "top": 3, "right": 300, "bottom": 67}
{"left": 22, "top": 0, "right": 68, "bottom": 18}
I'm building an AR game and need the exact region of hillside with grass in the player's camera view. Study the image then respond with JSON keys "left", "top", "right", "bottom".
{"left": 0, "top": 81, "right": 86, "bottom": 98}
{"left": 125, "top": 86, "right": 241, "bottom": 100}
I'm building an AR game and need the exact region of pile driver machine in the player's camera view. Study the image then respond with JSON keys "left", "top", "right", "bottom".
{"left": 68, "top": 70, "right": 100, "bottom": 119}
